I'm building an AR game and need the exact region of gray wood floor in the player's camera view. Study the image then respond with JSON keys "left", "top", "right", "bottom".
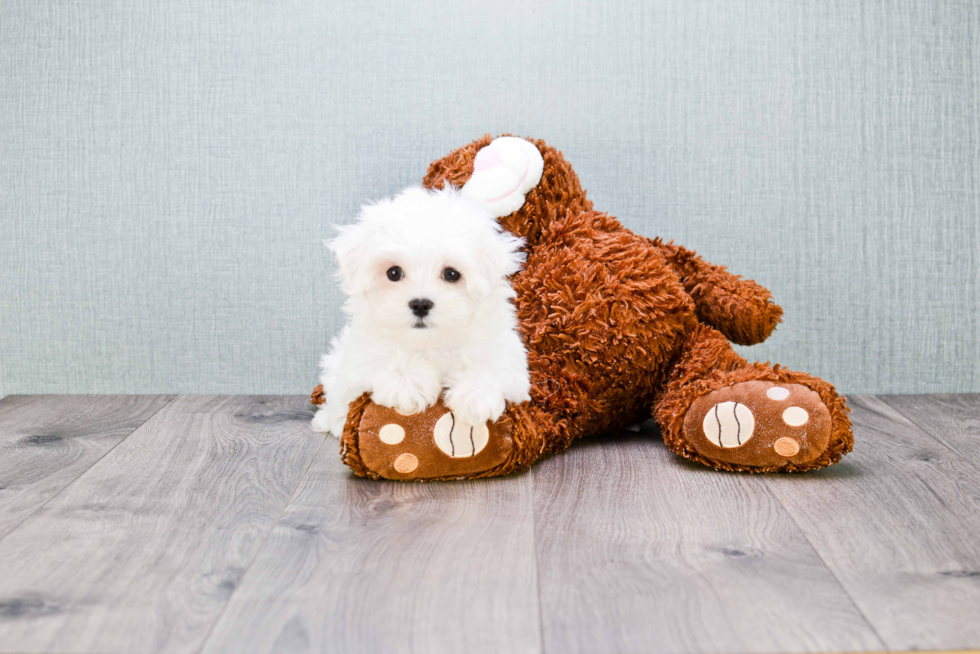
{"left": 0, "top": 394, "right": 977, "bottom": 654}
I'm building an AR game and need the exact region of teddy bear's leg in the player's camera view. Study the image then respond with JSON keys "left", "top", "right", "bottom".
{"left": 651, "top": 238, "right": 784, "bottom": 346}
{"left": 654, "top": 324, "right": 853, "bottom": 472}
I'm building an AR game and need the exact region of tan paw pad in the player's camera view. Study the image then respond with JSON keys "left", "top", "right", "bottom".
{"left": 378, "top": 423, "right": 406, "bottom": 444}
{"left": 393, "top": 453, "right": 418, "bottom": 473}
{"left": 766, "top": 386, "right": 790, "bottom": 401}
{"left": 701, "top": 401, "right": 754, "bottom": 448}
{"left": 774, "top": 437, "right": 801, "bottom": 457}
{"left": 782, "top": 406, "right": 809, "bottom": 427}
{"left": 433, "top": 413, "right": 490, "bottom": 458}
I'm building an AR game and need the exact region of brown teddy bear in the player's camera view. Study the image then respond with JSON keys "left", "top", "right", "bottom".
{"left": 312, "top": 135, "right": 852, "bottom": 480}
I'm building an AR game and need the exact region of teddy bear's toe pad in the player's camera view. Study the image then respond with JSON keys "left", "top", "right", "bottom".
{"left": 683, "top": 382, "right": 831, "bottom": 469}
{"left": 355, "top": 399, "right": 514, "bottom": 480}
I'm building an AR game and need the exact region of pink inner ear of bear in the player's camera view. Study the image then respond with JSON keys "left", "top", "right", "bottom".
{"left": 486, "top": 148, "right": 531, "bottom": 202}
{"left": 473, "top": 147, "right": 503, "bottom": 172}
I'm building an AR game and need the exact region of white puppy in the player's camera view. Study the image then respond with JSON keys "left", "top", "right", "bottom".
{"left": 312, "top": 185, "right": 531, "bottom": 438}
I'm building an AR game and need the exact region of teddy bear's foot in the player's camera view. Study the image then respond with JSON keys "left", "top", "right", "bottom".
{"left": 655, "top": 324, "right": 853, "bottom": 473}
{"left": 337, "top": 394, "right": 518, "bottom": 481}
{"left": 683, "top": 381, "right": 832, "bottom": 469}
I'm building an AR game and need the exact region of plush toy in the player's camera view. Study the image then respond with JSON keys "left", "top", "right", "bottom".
{"left": 312, "top": 135, "right": 852, "bottom": 480}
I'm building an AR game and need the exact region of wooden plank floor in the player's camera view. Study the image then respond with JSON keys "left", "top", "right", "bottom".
{"left": 0, "top": 394, "right": 977, "bottom": 654}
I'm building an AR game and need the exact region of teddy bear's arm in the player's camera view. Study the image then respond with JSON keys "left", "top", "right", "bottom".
{"left": 651, "top": 238, "right": 783, "bottom": 346}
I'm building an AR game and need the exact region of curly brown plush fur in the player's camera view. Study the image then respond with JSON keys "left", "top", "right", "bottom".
{"left": 318, "top": 135, "right": 852, "bottom": 479}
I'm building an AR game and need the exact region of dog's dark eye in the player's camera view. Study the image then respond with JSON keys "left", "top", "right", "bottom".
{"left": 442, "top": 267, "right": 461, "bottom": 283}
{"left": 386, "top": 266, "right": 403, "bottom": 282}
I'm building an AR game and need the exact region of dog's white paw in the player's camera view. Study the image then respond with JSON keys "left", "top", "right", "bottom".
{"left": 372, "top": 373, "right": 441, "bottom": 416}
{"left": 311, "top": 407, "right": 346, "bottom": 438}
{"left": 444, "top": 384, "right": 507, "bottom": 427}
{"left": 310, "top": 408, "right": 331, "bottom": 434}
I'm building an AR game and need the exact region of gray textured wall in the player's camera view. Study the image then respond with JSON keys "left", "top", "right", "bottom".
{"left": 1, "top": 0, "right": 978, "bottom": 397}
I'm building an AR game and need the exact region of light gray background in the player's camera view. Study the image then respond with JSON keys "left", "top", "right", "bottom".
{"left": 1, "top": 0, "right": 978, "bottom": 397}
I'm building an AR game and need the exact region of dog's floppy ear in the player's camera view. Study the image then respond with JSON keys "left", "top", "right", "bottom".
{"left": 461, "top": 137, "right": 544, "bottom": 217}
{"left": 471, "top": 226, "right": 526, "bottom": 296}
{"left": 328, "top": 214, "right": 381, "bottom": 296}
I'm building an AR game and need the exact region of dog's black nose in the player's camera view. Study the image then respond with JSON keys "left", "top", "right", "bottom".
{"left": 409, "top": 298, "right": 433, "bottom": 318}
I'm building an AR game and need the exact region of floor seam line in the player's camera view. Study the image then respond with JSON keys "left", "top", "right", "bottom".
{"left": 0, "top": 394, "right": 178, "bottom": 548}
{"left": 761, "top": 477, "right": 890, "bottom": 651}
{"left": 530, "top": 466, "right": 547, "bottom": 654}
{"left": 881, "top": 396, "right": 980, "bottom": 470}
{"left": 194, "top": 422, "right": 330, "bottom": 654}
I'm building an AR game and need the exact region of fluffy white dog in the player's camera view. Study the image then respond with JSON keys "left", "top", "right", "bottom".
{"left": 311, "top": 185, "right": 531, "bottom": 438}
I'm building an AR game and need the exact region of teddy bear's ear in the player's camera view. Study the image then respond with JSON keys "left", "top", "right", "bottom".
{"left": 461, "top": 137, "right": 544, "bottom": 218}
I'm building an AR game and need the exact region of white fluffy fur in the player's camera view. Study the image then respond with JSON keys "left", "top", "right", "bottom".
{"left": 312, "top": 185, "right": 531, "bottom": 438}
